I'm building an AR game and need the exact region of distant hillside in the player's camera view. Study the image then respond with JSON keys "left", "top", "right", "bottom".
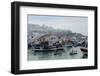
{"left": 28, "top": 24, "right": 72, "bottom": 36}
{"left": 28, "top": 24, "right": 87, "bottom": 44}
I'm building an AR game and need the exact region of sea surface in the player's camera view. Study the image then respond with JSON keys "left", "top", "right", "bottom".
{"left": 28, "top": 46, "right": 87, "bottom": 61}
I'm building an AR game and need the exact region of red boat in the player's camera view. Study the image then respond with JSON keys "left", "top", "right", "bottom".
{"left": 80, "top": 48, "right": 88, "bottom": 52}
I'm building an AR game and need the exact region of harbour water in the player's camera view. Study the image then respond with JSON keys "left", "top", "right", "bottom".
{"left": 28, "top": 46, "right": 87, "bottom": 61}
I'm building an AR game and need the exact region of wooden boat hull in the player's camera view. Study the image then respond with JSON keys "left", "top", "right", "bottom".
{"left": 70, "top": 52, "right": 77, "bottom": 55}
{"left": 80, "top": 48, "right": 88, "bottom": 52}
{"left": 32, "top": 48, "right": 64, "bottom": 52}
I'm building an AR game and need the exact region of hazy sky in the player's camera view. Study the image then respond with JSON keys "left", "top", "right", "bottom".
{"left": 28, "top": 15, "right": 88, "bottom": 35}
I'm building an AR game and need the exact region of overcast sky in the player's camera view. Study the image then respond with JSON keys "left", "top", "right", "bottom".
{"left": 28, "top": 15, "right": 88, "bottom": 35}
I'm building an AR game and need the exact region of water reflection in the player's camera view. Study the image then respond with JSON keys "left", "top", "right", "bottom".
{"left": 28, "top": 46, "right": 87, "bottom": 61}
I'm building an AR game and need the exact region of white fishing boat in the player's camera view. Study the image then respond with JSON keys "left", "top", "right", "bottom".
{"left": 70, "top": 47, "right": 77, "bottom": 55}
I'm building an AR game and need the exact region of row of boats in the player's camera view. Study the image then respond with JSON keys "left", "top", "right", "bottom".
{"left": 30, "top": 40, "right": 87, "bottom": 57}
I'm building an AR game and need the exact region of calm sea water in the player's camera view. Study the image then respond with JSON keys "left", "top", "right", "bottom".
{"left": 28, "top": 46, "right": 87, "bottom": 61}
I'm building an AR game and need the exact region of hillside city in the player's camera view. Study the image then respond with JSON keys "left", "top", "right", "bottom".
{"left": 28, "top": 24, "right": 88, "bottom": 49}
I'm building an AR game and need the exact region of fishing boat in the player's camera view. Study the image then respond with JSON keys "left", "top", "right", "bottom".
{"left": 80, "top": 47, "right": 88, "bottom": 58}
{"left": 80, "top": 48, "right": 88, "bottom": 52}
{"left": 32, "top": 39, "right": 64, "bottom": 52}
{"left": 70, "top": 47, "right": 77, "bottom": 55}
{"left": 81, "top": 53, "right": 88, "bottom": 58}
{"left": 70, "top": 50, "right": 77, "bottom": 55}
